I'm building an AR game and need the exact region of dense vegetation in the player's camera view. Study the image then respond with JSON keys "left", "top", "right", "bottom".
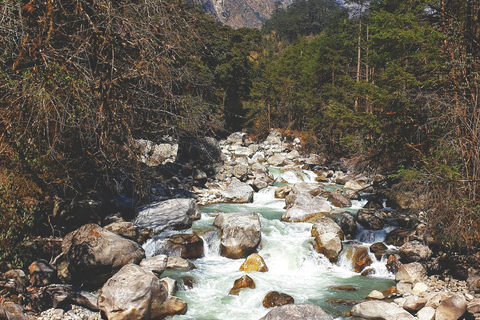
{"left": 0, "top": 0, "right": 479, "bottom": 263}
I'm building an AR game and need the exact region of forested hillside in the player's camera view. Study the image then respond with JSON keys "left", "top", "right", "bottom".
{"left": 1, "top": 0, "right": 479, "bottom": 264}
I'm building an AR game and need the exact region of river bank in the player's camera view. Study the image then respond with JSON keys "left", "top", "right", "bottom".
{"left": 1, "top": 130, "right": 480, "bottom": 320}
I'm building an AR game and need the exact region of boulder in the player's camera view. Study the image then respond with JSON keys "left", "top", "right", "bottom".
{"left": 158, "top": 296, "right": 187, "bottom": 317}
{"left": 370, "top": 242, "right": 388, "bottom": 260}
{"left": 351, "top": 301, "right": 416, "bottom": 320}
{"left": 135, "top": 198, "right": 201, "bottom": 234}
{"left": 160, "top": 277, "right": 177, "bottom": 296}
{"left": 239, "top": 253, "right": 269, "bottom": 272}
{"left": 311, "top": 217, "right": 344, "bottom": 262}
{"left": 396, "top": 281, "right": 413, "bottom": 295}
{"left": 62, "top": 224, "right": 145, "bottom": 286}
{"left": 417, "top": 307, "right": 435, "bottom": 320}
{"left": 290, "top": 182, "right": 326, "bottom": 197}
{"left": 357, "top": 209, "right": 388, "bottom": 230}
{"left": 103, "top": 221, "right": 139, "bottom": 241}
{"left": 403, "top": 296, "right": 427, "bottom": 312}
{"left": 282, "top": 193, "right": 331, "bottom": 222}
{"left": 166, "top": 257, "right": 196, "bottom": 271}
{"left": 213, "top": 212, "right": 261, "bottom": 259}
{"left": 232, "top": 164, "right": 250, "bottom": 181}
{"left": 219, "top": 179, "right": 255, "bottom": 203}
{"left": 1, "top": 301, "right": 29, "bottom": 320}
{"left": 28, "top": 260, "right": 56, "bottom": 287}
{"left": 275, "top": 185, "right": 292, "bottom": 199}
{"left": 267, "top": 154, "right": 287, "bottom": 167}
{"left": 164, "top": 233, "right": 204, "bottom": 259}
{"left": 98, "top": 264, "right": 168, "bottom": 320}
{"left": 259, "top": 304, "right": 333, "bottom": 320}
{"left": 344, "top": 246, "right": 373, "bottom": 273}
{"left": 176, "top": 136, "right": 221, "bottom": 167}
{"left": 140, "top": 255, "right": 168, "bottom": 276}
{"left": 366, "top": 290, "right": 385, "bottom": 300}
{"left": 385, "top": 228, "right": 416, "bottom": 246}
{"left": 262, "top": 291, "right": 294, "bottom": 308}
{"left": 340, "top": 213, "right": 357, "bottom": 239}
{"left": 395, "top": 262, "right": 427, "bottom": 283}
{"left": 435, "top": 293, "right": 467, "bottom": 320}
{"left": 327, "top": 190, "right": 352, "bottom": 208}
{"left": 229, "top": 275, "right": 255, "bottom": 295}
{"left": 399, "top": 241, "right": 432, "bottom": 263}
{"left": 344, "top": 179, "right": 367, "bottom": 191}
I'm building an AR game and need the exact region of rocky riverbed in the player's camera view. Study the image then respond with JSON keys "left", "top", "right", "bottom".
{"left": 2, "top": 130, "right": 480, "bottom": 320}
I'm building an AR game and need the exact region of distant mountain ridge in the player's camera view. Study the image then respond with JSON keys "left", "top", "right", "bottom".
{"left": 192, "top": 0, "right": 294, "bottom": 29}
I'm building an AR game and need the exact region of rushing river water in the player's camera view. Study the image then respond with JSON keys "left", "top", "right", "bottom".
{"left": 146, "top": 169, "right": 396, "bottom": 320}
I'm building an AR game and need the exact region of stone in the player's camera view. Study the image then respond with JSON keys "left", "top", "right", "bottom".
{"left": 103, "top": 222, "right": 139, "bottom": 242}
{"left": 403, "top": 296, "right": 427, "bottom": 312}
{"left": 329, "top": 285, "right": 357, "bottom": 292}
{"left": 327, "top": 190, "right": 352, "bottom": 208}
{"left": 399, "top": 241, "right": 432, "bottom": 263}
{"left": 232, "top": 164, "right": 250, "bottom": 181}
{"left": 28, "top": 260, "right": 56, "bottom": 287}
{"left": 259, "top": 303, "right": 333, "bottom": 320}
{"left": 344, "top": 246, "right": 373, "bottom": 273}
{"left": 366, "top": 290, "right": 385, "bottom": 300}
{"left": 219, "top": 179, "right": 255, "bottom": 203}
{"left": 417, "top": 306, "right": 435, "bottom": 320}
{"left": 229, "top": 275, "right": 255, "bottom": 295}
{"left": 158, "top": 296, "right": 187, "bottom": 317}
{"left": 176, "top": 136, "right": 221, "bottom": 167}
{"left": 98, "top": 264, "right": 168, "bottom": 320}
{"left": 70, "top": 290, "right": 100, "bottom": 311}
{"left": 262, "top": 291, "right": 294, "bottom": 308}
{"left": 340, "top": 213, "right": 357, "bottom": 239}
{"left": 311, "top": 217, "right": 344, "bottom": 262}
{"left": 274, "top": 185, "right": 292, "bottom": 199}
{"left": 267, "top": 154, "right": 287, "bottom": 166}
{"left": 385, "top": 228, "right": 416, "bottom": 246}
{"left": 135, "top": 198, "right": 201, "bottom": 234}
{"left": 282, "top": 193, "right": 331, "bottom": 222}
{"left": 166, "top": 257, "right": 196, "bottom": 271}
{"left": 140, "top": 255, "right": 168, "bottom": 275}
{"left": 412, "top": 282, "right": 430, "bottom": 295}
{"left": 213, "top": 212, "right": 261, "bottom": 259}
{"left": 344, "top": 179, "right": 367, "bottom": 191}
{"left": 290, "top": 182, "right": 326, "bottom": 197}
{"left": 357, "top": 209, "right": 388, "bottom": 230}
{"left": 396, "top": 281, "right": 413, "bottom": 295}
{"left": 435, "top": 293, "right": 467, "bottom": 320}
{"left": 239, "top": 253, "right": 268, "bottom": 272}
{"left": 467, "top": 298, "right": 480, "bottom": 314}
{"left": 160, "top": 277, "right": 177, "bottom": 296}
{"left": 62, "top": 224, "right": 145, "bottom": 286}
{"left": 1, "top": 301, "right": 29, "bottom": 320}
{"left": 395, "top": 262, "right": 427, "bottom": 283}
{"left": 370, "top": 242, "right": 388, "bottom": 260}
{"left": 351, "top": 301, "right": 416, "bottom": 320}
{"left": 165, "top": 233, "right": 204, "bottom": 259}
{"left": 386, "top": 254, "right": 400, "bottom": 273}
{"left": 467, "top": 275, "right": 480, "bottom": 292}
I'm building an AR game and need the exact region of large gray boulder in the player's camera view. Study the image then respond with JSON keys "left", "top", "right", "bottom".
{"left": 435, "top": 293, "right": 467, "bottom": 320}
{"left": 62, "top": 224, "right": 145, "bottom": 286}
{"left": 213, "top": 212, "right": 261, "bottom": 259}
{"left": 399, "top": 241, "right": 432, "bottom": 263}
{"left": 98, "top": 264, "right": 169, "bottom": 320}
{"left": 282, "top": 193, "right": 331, "bottom": 223}
{"left": 290, "top": 182, "right": 325, "bottom": 197}
{"left": 351, "top": 301, "right": 416, "bottom": 320}
{"left": 395, "top": 262, "right": 427, "bottom": 283}
{"left": 259, "top": 304, "right": 333, "bottom": 320}
{"left": 219, "top": 179, "right": 255, "bottom": 203}
{"left": 311, "top": 217, "right": 344, "bottom": 262}
{"left": 357, "top": 209, "right": 388, "bottom": 230}
{"left": 134, "top": 198, "right": 201, "bottom": 234}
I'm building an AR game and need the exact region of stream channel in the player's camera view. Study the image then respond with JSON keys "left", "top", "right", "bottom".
{"left": 145, "top": 168, "right": 397, "bottom": 320}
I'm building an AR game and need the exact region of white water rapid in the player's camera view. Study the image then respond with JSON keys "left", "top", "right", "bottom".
{"left": 154, "top": 171, "right": 396, "bottom": 320}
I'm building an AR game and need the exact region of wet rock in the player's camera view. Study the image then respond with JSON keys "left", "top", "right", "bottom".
{"left": 370, "top": 242, "right": 388, "bottom": 260}
{"left": 165, "top": 233, "right": 204, "bottom": 259}
{"left": 351, "top": 301, "right": 415, "bottom": 320}
{"left": 327, "top": 190, "right": 352, "bottom": 208}
{"left": 395, "top": 262, "right": 427, "bottom": 283}
{"left": 399, "top": 241, "right": 432, "bottom": 263}
{"left": 158, "top": 296, "right": 187, "bottom": 317}
{"left": 103, "top": 221, "right": 139, "bottom": 241}
{"left": 259, "top": 303, "right": 333, "bottom": 320}
{"left": 219, "top": 179, "right": 255, "bottom": 203}
{"left": 98, "top": 264, "right": 168, "bottom": 320}
{"left": 140, "top": 255, "right": 168, "bottom": 275}
{"left": 386, "top": 254, "right": 400, "bottom": 273}
{"left": 166, "top": 257, "right": 196, "bottom": 271}
{"left": 385, "top": 228, "right": 415, "bottom": 246}
{"left": 229, "top": 275, "right": 255, "bottom": 295}
{"left": 345, "top": 246, "right": 373, "bottom": 273}
{"left": 160, "top": 277, "right": 177, "bottom": 296}
{"left": 239, "top": 253, "right": 268, "bottom": 272}
{"left": 329, "top": 285, "right": 357, "bottom": 292}
{"left": 340, "top": 213, "right": 357, "bottom": 239}
{"left": 290, "top": 182, "right": 326, "bottom": 197}
{"left": 214, "top": 212, "right": 261, "bottom": 259}
{"left": 357, "top": 209, "right": 387, "bottom": 230}
{"left": 182, "top": 276, "right": 196, "bottom": 289}
{"left": 282, "top": 193, "right": 331, "bottom": 222}
{"left": 262, "top": 291, "right": 294, "bottom": 308}
{"left": 311, "top": 217, "right": 344, "bottom": 262}
{"left": 274, "top": 185, "right": 292, "bottom": 199}
{"left": 62, "top": 223, "right": 145, "bottom": 286}
{"left": 435, "top": 293, "right": 467, "bottom": 320}
{"left": 134, "top": 198, "right": 201, "bottom": 234}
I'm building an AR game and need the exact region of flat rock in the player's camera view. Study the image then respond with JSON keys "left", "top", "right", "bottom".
{"left": 351, "top": 301, "right": 416, "bottom": 320}
{"left": 259, "top": 303, "right": 333, "bottom": 320}
{"left": 219, "top": 179, "right": 255, "bottom": 203}
{"left": 435, "top": 293, "right": 467, "bottom": 320}
{"left": 140, "top": 255, "right": 168, "bottom": 275}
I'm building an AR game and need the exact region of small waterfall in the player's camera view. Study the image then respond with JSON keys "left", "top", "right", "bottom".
{"left": 269, "top": 167, "right": 318, "bottom": 183}
{"left": 200, "top": 230, "right": 221, "bottom": 258}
